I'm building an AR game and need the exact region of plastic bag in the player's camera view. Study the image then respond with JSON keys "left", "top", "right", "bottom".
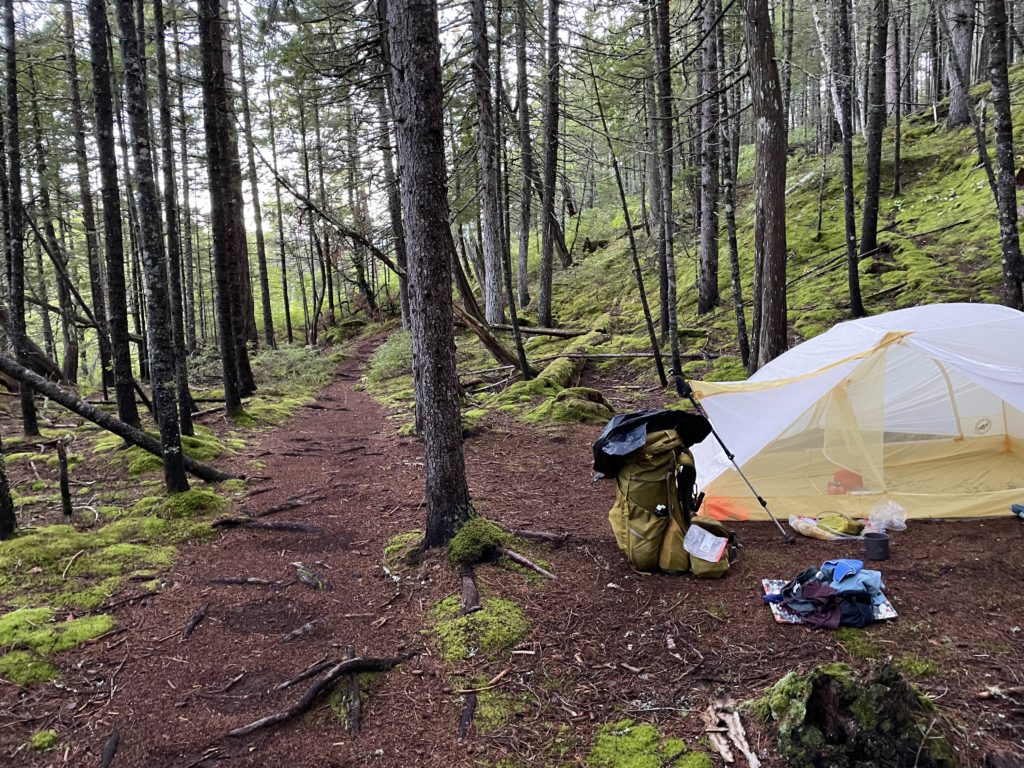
{"left": 868, "top": 501, "right": 907, "bottom": 533}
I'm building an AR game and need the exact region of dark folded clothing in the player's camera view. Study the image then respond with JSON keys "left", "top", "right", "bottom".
{"left": 837, "top": 590, "right": 877, "bottom": 628}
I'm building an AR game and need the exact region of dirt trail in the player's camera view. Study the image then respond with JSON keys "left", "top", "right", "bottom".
{"left": 5, "top": 340, "right": 1024, "bottom": 767}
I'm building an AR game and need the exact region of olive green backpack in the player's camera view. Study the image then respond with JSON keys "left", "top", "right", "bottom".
{"left": 608, "top": 429, "right": 735, "bottom": 577}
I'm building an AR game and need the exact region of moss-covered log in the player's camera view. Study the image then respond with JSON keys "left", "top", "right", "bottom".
{"left": 0, "top": 354, "right": 234, "bottom": 483}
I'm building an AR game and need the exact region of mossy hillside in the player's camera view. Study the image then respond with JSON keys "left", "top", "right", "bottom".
{"left": 430, "top": 594, "right": 529, "bottom": 661}
{"left": 524, "top": 386, "right": 614, "bottom": 425}
{"left": 586, "top": 719, "right": 713, "bottom": 768}
{"left": 92, "top": 424, "right": 239, "bottom": 476}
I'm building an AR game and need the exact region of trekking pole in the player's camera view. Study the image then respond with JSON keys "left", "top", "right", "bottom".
{"left": 671, "top": 370, "right": 795, "bottom": 544}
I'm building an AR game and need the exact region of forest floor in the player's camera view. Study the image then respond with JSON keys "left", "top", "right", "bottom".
{"left": 2, "top": 339, "right": 1024, "bottom": 768}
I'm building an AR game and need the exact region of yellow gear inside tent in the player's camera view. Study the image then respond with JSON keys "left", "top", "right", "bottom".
{"left": 691, "top": 303, "right": 1024, "bottom": 520}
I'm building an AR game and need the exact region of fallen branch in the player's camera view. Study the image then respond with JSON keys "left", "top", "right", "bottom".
{"left": 273, "top": 657, "right": 333, "bottom": 691}
{"left": 506, "top": 528, "right": 569, "bottom": 547}
{"left": 497, "top": 547, "right": 556, "bottom": 579}
{"left": 212, "top": 517, "right": 321, "bottom": 533}
{"left": 282, "top": 621, "right": 317, "bottom": 643}
{"left": 100, "top": 728, "right": 120, "bottom": 768}
{"left": 209, "top": 577, "right": 274, "bottom": 586}
{"left": 343, "top": 647, "right": 361, "bottom": 734}
{"left": 460, "top": 565, "right": 480, "bottom": 614}
{"left": 253, "top": 499, "right": 306, "bottom": 518}
{"left": 0, "top": 354, "right": 235, "bottom": 483}
{"left": 181, "top": 603, "right": 210, "bottom": 641}
{"left": 457, "top": 692, "right": 477, "bottom": 739}
{"left": 228, "top": 654, "right": 414, "bottom": 737}
{"left": 491, "top": 324, "right": 588, "bottom": 338}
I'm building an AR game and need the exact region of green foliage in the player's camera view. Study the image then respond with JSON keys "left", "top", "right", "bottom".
{"left": 833, "top": 627, "right": 882, "bottom": 659}
{"left": 368, "top": 331, "right": 413, "bottom": 383}
{"left": 895, "top": 655, "right": 939, "bottom": 677}
{"left": 587, "top": 720, "right": 710, "bottom": 768}
{"left": 158, "top": 489, "right": 230, "bottom": 519}
{"left": 430, "top": 595, "right": 529, "bottom": 661}
{"left": 524, "top": 387, "right": 614, "bottom": 425}
{"left": 29, "top": 729, "right": 58, "bottom": 751}
{"left": 93, "top": 425, "right": 233, "bottom": 476}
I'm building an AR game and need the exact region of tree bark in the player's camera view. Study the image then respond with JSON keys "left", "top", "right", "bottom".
{"left": 387, "top": 0, "right": 474, "bottom": 548}
{"left": 470, "top": 0, "right": 506, "bottom": 325}
{"left": 987, "top": 0, "right": 1024, "bottom": 308}
{"left": 198, "top": 0, "right": 244, "bottom": 416}
{"left": 839, "top": 0, "right": 864, "bottom": 318}
{"left": 644, "top": 5, "right": 668, "bottom": 340}
{"left": 654, "top": 0, "right": 681, "bottom": 373}
{"left": 64, "top": 0, "right": 113, "bottom": 395}
{"left": 858, "top": 0, "right": 888, "bottom": 302}
{"left": 744, "top": 0, "right": 789, "bottom": 369}
{"left": 0, "top": 432, "right": 14, "bottom": 539}
{"left": 89, "top": 0, "right": 140, "bottom": 428}
{"left": 946, "top": 0, "right": 975, "bottom": 127}
{"left": 153, "top": 0, "right": 195, "bottom": 436}
{"left": 697, "top": 0, "right": 720, "bottom": 315}
{"left": 537, "top": 0, "right": 560, "bottom": 328}
{"left": 4, "top": 0, "right": 38, "bottom": 436}
{"left": 265, "top": 70, "right": 293, "bottom": 344}
{"left": 234, "top": 0, "right": 275, "bottom": 348}
{"left": 114, "top": 0, "right": 190, "bottom": 493}
{"left": 171, "top": 8, "right": 197, "bottom": 352}
{"left": 514, "top": 0, "right": 532, "bottom": 309}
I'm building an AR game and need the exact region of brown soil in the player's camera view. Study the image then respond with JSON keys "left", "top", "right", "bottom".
{"left": 3, "top": 341, "right": 1024, "bottom": 767}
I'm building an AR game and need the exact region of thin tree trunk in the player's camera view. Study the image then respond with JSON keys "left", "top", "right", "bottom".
{"left": 114, "top": 0, "right": 190, "bottom": 492}
{"left": 0, "top": 433, "right": 14, "bottom": 539}
{"left": 744, "top": 0, "right": 789, "bottom": 369}
{"left": 537, "top": 0, "right": 560, "bottom": 327}
{"left": 654, "top": 0, "right": 681, "bottom": 373}
{"left": 987, "top": 0, "right": 1024, "bottom": 308}
{"left": 698, "top": 0, "right": 721, "bottom": 315}
{"left": 312, "top": 98, "right": 335, "bottom": 325}
{"left": 858, "top": 0, "right": 889, "bottom": 297}
{"left": 514, "top": 0, "right": 532, "bottom": 309}
{"left": 387, "top": 0, "right": 474, "bottom": 548}
{"left": 198, "top": 0, "right": 244, "bottom": 416}
{"left": 644, "top": 6, "right": 668, "bottom": 340}
{"left": 64, "top": 0, "right": 112, "bottom": 395}
{"left": 265, "top": 70, "right": 293, "bottom": 344}
{"left": 946, "top": 0, "right": 975, "bottom": 127}
{"left": 234, "top": 0, "right": 275, "bottom": 348}
{"left": 839, "top": 0, "right": 864, "bottom": 318}
{"left": 153, "top": 0, "right": 194, "bottom": 436}
{"left": 4, "top": 0, "right": 38, "bottom": 435}
{"left": 171, "top": 7, "right": 197, "bottom": 353}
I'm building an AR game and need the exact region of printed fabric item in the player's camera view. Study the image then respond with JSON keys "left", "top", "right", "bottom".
{"left": 761, "top": 579, "right": 898, "bottom": 625}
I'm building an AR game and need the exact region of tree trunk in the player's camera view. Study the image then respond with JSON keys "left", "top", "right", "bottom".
{"left": 744, "top": 0, "right": 789, "bottom": 369}
{"left": 697, "top": 0, "right": 721, "bottom": 315}
{"left": 470, "top": 0, "right": 505, "bottom": 325}
{"left": 64, "top": 0, "right": 113, "bottom": 395}
{"left": 809, "top": 0, "right": 844, "bottom": 143}
{"left": 946, "top": 0, "right": 975, "bottom": 127}
{"left": 153, "top": 0, "right": 195, "bottom": 436}
{"left": 234, "top": 0, "right": 275, "bottom": 348}
{"left": 88, "top": 0, "right": 140, "bottom": 428}
{"left": 265, "top": 70, "right": 293, "bottom": 343}
{"left": 171, "top": 8, "right": 197, "bottom": 353}
{"left": 387, "top": 0, "right": 474, "bottom": 548}
{"left": 783, "top": 0, "right": 795, "bottom": 125}
{"left": 537, "top": 0, "right": 560, "bottom": 328}
{"left": 514, "top": 0, "right": 532, "bottom": 309}
{"left": 4, "top": 0, "right": 38, "bottom": 436}
{"left": 0, "top": 432, "right": 14, "bottom": 539}
{"left": 312, "top": 98, "right": 336, "bottom": 325}
{"left": 654, "top": 0, "right": 681, "bottom": 373}
{"left": 858, "top": 0, "right": 889, "bottom": 295}
{"left": 838, "top": 0, "right": 864, "bottom": 319}
{"left": 644, "top": 5, "right": 668, "bottom": 340}
{"left": 114, "top": 0, "right": 190, "bottom": 493}
{"left": 198, "top": 0, "right": 244, "bottom": 416}
{"left": 987, "top": 0, "right": 1024, "bottom": 308}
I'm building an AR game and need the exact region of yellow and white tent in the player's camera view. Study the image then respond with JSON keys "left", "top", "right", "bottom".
{"left": 691, "top": 303, "right": 1024, "bottom": 520}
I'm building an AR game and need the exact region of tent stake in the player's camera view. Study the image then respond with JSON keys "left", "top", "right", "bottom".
{"left": 671, "top": 371, "right": 795, "bottom": 544}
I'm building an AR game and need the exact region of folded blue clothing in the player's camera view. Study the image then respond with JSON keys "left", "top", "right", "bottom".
{"left": 830, "top": 568, "right": 886, "bottom": 604}
{"left": 1012, "top": 504, "right": 1024, "bottom": 520}
{"left": 820, "top": 558, "right": 863, "bottom": 582}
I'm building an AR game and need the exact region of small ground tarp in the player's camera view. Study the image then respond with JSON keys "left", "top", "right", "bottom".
{"left": 692, "top": 303, "right": 1024, "bottom": 520}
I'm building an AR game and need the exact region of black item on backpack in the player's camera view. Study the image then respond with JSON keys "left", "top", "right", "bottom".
{"left": 592, "top": 408, "right": 712, "bottom": 480}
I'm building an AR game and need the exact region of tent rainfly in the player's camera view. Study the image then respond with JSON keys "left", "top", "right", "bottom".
{"left": 691, "top": 303, "right": 1024, "bottom": 520}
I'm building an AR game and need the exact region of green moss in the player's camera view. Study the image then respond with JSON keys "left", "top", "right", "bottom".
{"left": 383, "top": 530, "right": 423, "bottom": 570}
{"left": 475, "top": 686, "right": 527, "bottom": 732}
{"left": 0, "top": 609, "right": 115, "bottom": 655}
{"left": 0, "top": 651, "right": 58, "bottom": 685}
{"left": 95, "top": 426, "right": 232, "bottom": 476}
{"left": 368, "top": 331, "right": 413, "bottom": 382}
{"left": 587, "top": 720, "right": 708, "bottom": 768}
{"left": 219, "top": 478, "right": 248, "bottom": 494}
{"left": 29, "top": 729, "right": 58, "bottom": 751}
{"left": 430, "top": 595, "right": 529, "bottom": 661}
{"left": 158, "top": 489, "right": 229, "bottom": 519}
{"left": 833, "top": 627, "right": 882, "bottom": 659}
{"left": 447, "top": 517, "right": 509, "bottom": 565}
{"left": 524, "top": 387, "right": 614, "bottom": 425}
{"left": 895, "top": 655, "right": 939, "bottom": 677}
